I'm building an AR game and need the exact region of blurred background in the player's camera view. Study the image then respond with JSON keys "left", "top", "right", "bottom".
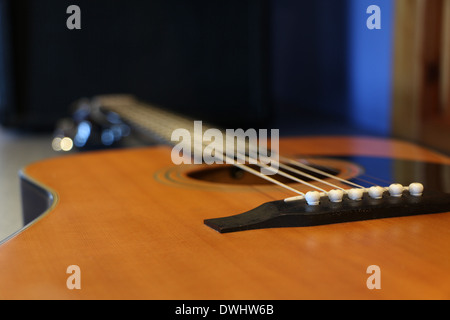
{"left": 0, "top": 0, "right": 449, "bottom": 240}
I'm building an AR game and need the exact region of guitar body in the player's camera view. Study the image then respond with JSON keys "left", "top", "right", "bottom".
{"left": 1, "top": 136, "right": 450, "bottom": 299}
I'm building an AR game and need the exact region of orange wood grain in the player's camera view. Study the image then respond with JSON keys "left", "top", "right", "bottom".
{"left": 1, "top": 136, "right": 450, "bottom": 299}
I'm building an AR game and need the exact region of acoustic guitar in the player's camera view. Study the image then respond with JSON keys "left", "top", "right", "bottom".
{"left": 1, "top": 95, "right": 450, "bottom": 300}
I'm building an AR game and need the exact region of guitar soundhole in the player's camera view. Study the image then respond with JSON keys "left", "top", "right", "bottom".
{"left": 187, "top": 163, "right": 340, "bottom": 186}
{"left": 154, "top": 157, "right": 362, "bottom": 190}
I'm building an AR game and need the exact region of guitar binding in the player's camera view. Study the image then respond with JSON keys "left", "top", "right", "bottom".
{"left": 204, "top": 189, "right": 450, "bottom": 233}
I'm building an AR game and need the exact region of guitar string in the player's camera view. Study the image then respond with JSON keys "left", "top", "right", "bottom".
{"left": 130, "top": 101, "right": 363, "bottom": 191}
{"left": 153, "top": 104, "right": 369, "bottom": 192}
{"left": 190, "top": 130, "right": 327, "bottom": 194}
{"left": 116, "top": 104, "right": 312, "bottom": 196}
{"left": 103, "top": 101, "right": 328, "bottom": 194}
{"left": 101, "top": 101, "right": 369, "bottom": 195}
{"left": 103, "top": 102, "right": 307, "bottom": 196}
{"left": 100, "top": 100, "right": 372, "bottom": 197}
{"left": 350, "top": 173, "right": 392, "bottom": 187}
{"left": 279, "top": 156, "right": 365, "bottom": 189}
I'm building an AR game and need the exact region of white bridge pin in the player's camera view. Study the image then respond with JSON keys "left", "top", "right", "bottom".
{"left": 388, "top": 183, "right": 404, "bottom": 197}
{"left": 328, "top": 189, "right": 344, "bottom": 203}
{"left": 305, "top": 191, "right": 321, "bottom": 206}
{"left": 409, "top": 182, "right": 424, "bottom": 197}
{"left": 347, "top": 188, "right": 364, "bottom": 201}
{"left": 368, "top": 186, "right": 385, "bottom": 199}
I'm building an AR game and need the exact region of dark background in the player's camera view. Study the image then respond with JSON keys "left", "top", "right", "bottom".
{"left": 0, "top": 0, "right": 390, "bottom": 136}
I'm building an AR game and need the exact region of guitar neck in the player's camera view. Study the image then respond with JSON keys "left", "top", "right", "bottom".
{"left": 94, "top": 95, "right": 211, "bottom": 145}
{"left": 94, "top": 95, "right": 273, "bottom": 163}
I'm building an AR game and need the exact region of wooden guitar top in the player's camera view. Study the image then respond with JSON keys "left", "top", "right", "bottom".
{"left": 1, "top": 136, "right": 450, "bottom": 299}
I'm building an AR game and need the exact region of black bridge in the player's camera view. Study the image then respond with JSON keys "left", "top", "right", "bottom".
{"left": 204, "top": 190, "right": 450, "bottom": 233}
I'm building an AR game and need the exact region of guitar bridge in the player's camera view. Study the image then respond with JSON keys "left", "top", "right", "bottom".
{"left": 204, "top": 189, "right": 450, "bottom": 233}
